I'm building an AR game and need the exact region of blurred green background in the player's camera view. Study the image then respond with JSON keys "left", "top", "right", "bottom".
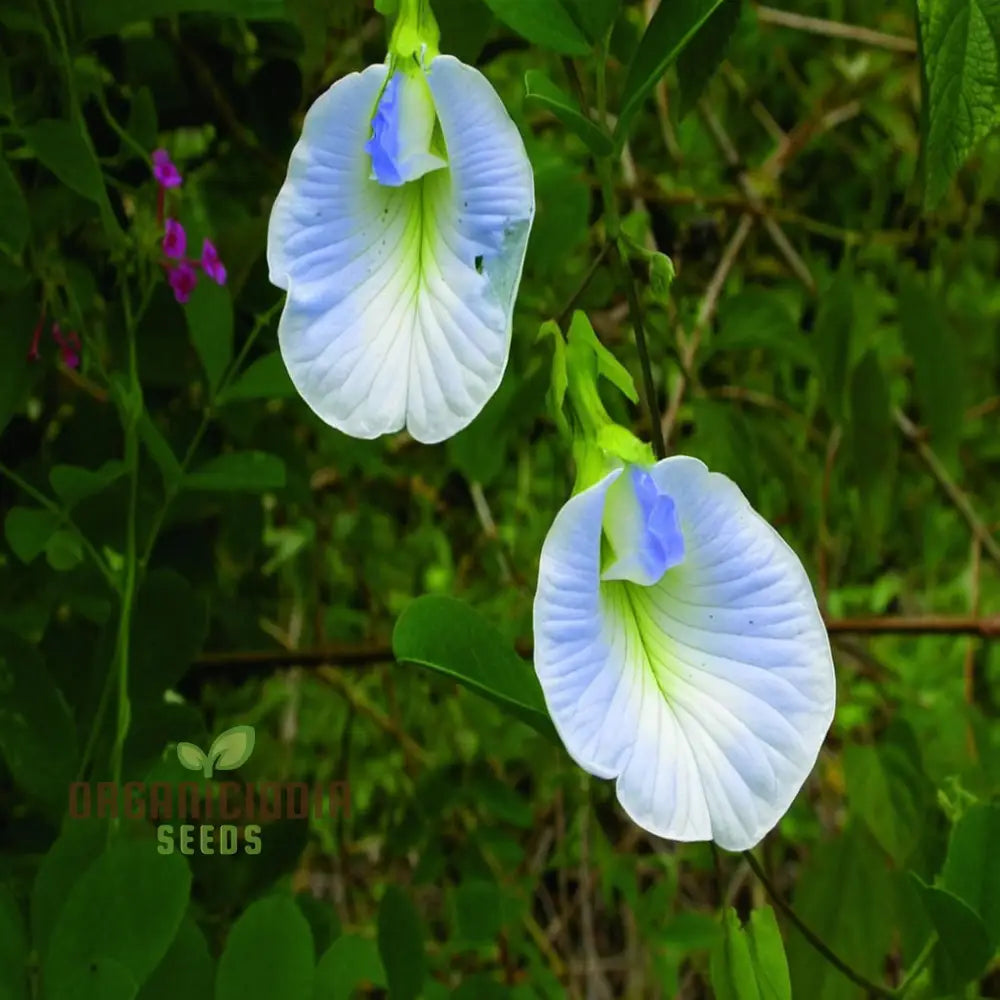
{"left": 1, "top": 0, "right": 999, "bottom": 997}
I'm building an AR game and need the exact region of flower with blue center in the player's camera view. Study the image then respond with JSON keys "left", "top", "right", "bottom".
{"left": 267, "top": 0, "right": 534, "bottom": 443}
{"left": 533, "top": 314, "right": 836, "bottom": 851}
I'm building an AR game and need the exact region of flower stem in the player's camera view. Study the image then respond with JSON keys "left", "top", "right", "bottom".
{"left": 743, "top": 850, "right": 896, "bottom": 999}
{"left": 592, "top": 50, "right": 666, "bottom": 460}
{"left": 108, "top": 278, "right": 144, "bottom": 829}
{"left": 615, "top": 239, "right": 666, "bottom": 459}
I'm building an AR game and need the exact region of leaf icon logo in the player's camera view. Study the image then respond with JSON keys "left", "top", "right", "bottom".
{"left": 176, "top": 725, "right": 255, "bottom": 779}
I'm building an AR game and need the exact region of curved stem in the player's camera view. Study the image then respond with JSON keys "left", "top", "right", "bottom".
{"left": 614, "top": 239, "right": 666, "bottom": 459}
{"left": 895, "top": 934, "right": 937, "bottom": 997}
{"left": 108, "top": 280, "right": 142, "bottom": 822}
{"left": 139, "top": 298, "right": 283, "bottom": 571}
{"left": 0, "top": 463, "right": 116, "bottom": 590}
{"left": 743, "top": 850, "right": 895, "bottom": 999}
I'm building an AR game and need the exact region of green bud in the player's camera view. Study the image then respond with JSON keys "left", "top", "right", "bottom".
{"left": 649, "top": 252, "right": 676, "bottom": 301}
{"left": 389, "top": 0, "right": 440, "bottom": 61}
{"left": 540, "top": 311, "right": 656, "bottom": 493}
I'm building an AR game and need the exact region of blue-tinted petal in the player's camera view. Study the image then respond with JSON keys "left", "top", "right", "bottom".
{"left": 533, "top": 456, "right": 836, "bottom": 851}
{"left": 602, "top": 465, "right": 685, "bottom": 586}
{"left": 266, "top": 56, "right": 534, "bottom": 443}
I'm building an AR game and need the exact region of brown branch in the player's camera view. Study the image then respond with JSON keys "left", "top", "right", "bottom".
{"left": 754, "top": 4, "right": 917, "bottom": 53}
{"left": 189, "top": 615, "right": 1000, "bottom": 677}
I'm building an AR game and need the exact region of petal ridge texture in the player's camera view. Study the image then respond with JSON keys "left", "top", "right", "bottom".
{"left": 532, "top": 456, "right": 836, "bottom": 850}
{"left": 268, "top": 57, "right": 535, "bottom": 443}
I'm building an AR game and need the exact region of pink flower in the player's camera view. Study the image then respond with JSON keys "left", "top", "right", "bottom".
{"left": 152, "top": 148, "right": 182, "bottom": 189}
{"left": 168, "top": 262, "right": 198, "bottom": 304}
{"left": 162, "top": 218, "right": 186, "bottom": 259}
{"left": 200, "top": 239, "right": 227, "bottom": 286}
{"left": 52, "top": 323, "right": 81, "bottom": 369}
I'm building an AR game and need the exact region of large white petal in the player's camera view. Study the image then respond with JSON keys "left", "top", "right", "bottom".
{"left": 267, "top": 56, "right": 534, "bottom": 444}
{"left": 533, "top": 457, "right": 836, "bottom": 851}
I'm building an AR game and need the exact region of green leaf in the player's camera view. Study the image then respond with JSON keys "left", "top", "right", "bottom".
{"left": 313, "top": 935, "right": 385, "bottom": 1000}
{"left": 451, "top": 880, "right": 503, "bottom": 946}
{"left": 135, "top": 917, "right": 213, "bottom": 1000}
{"left": 176, "top": 742, "right": 207, "bottom": 772}
{"left": 218, "top": 352, "right": 294, "bottom": 404}
{"left": 898, "top": 270, "right": 964, "bottom": 460}
{"left": 787, "top": 826, "right": 895, "bottom": 1000}
{"left": 617, "top": 0, "right": 725, "bottom": 142}
{"left": 216, "top": 895, "right": 315, "bottom": 1000}
{"left": 524, "top": 70, "right": 612, "bottom": 156}
{"left": 76, "top": 0, "right": 288, "bottom": 37}
{"left": 560, "top": 0, "right": 620, "bottom": 42}
{"left": 710, "top": 288, "right": 814, "bottom": 368}
{"left": 911, "top": 876, "right": 992, "bottom": 988}
{"left": 847, "top": 350, "right": 895, "bottom": 552}
{"left": 0, "top": 633, "right": 77, "bottom": 812}
{"left": 4, "top": 507, "right": 61, "bottom": 564}
{"left": 50, "top": 461, "right": 126, "bottom": 507}
{"left": 185, "top": 280, "right": 233, "bottom": 395}
{"left": 45, "top": 530, "right": 84, "bottom": 572}
{"left": 812, "top": 264, "right": 854, "bottom": 423}
{"left": 31, "top": 820, "right": 107, "bottom": 958}
{"left": 0, "top": 157, "right": 29, "bottom": 256}
{"left": 184, "top": 451, "right": 286, "bottom": 492}
{"left": 917, "top": 0, "right": 1000, "bottom": 207}
{"left": 480, "top": 0, "right": 590, "bottom": 54}
{"left": 0, "top": 884, "right": 29, "bottom": 1000}
{"left": 208, "top": 725, "right": 256, "bottom": 771}
{"left": 745, "top": 907, "right": 792, "bottom": 1000}
{"left": 939, "top": 802, "right": 1000, "bottom": 948}
{"left": 392, "top": 595, "right": 556, "bottom": 738}
{"left": 677, "top": 0, "right": 741, "bottom": 118}
{"left": 44, "top": 839, "right": 192, "bottom": 999}
{"left": 710, "top": 908, "right": 761, "bottom": 1000}
{"left": 848, "top": 351, "right": 893, "bottom": 490}
{"left": 137, "top": 414, "right": 182, "bottom": 488}
{"left": 129, "top": 570, "right": 209, "bottom": 705}
{"left": 843, "top": 729, "right": 931, "bottom": 866}
{"left": 21, "top": 118, "right": 122, "bottom": 241}
{"left": 377, "top": 887, "right": 426, "bottom": 1000}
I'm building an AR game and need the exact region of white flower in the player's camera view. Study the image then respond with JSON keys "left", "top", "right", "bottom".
{"left": 533, "top": 456, "right": 836, "bottom": 851}
{"left": 267, "top": 48, "right": 535, "bottom": 444}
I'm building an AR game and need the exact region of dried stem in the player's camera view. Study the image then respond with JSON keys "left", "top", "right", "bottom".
{"left": 754, "top": 4, "right": 917, "bottom": 53}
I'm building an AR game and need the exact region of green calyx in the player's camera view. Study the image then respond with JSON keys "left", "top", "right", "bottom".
{"left": 388, "top": 0, "right": 441, "bottom": 62}
{"left": 539, "top": 311, "right": 654, "bottom": 494}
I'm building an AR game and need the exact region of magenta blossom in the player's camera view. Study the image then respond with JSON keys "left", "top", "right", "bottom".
{"left": 169, "top": 262, "right": 198, "bottom": 304}
{"left": 162, "top": 218, "right": 186, "bottom": 259}
{"left": 152, "top": 148, "right": 182, "bottom": 189}
{"left": 200, "top": 239, "right": 227, "bottom": 286}
{"left": 52, "top": 323, "right": 81, "bottom": 370}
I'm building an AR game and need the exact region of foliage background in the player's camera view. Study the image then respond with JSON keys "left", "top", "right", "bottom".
{"left": 0, "top": 0, "right": 999, "bottom": 997}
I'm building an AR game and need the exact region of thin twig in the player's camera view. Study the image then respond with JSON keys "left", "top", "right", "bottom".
{"left": 661, "top": 213, "right": 755, "bottom": 445}
{"left": 893, "top": 407, "right": 1000, "bottom": 569}
{"left": 699, "top": 101, "right": 816, "bottom": 293}
{"left": 557, "top": 243, "right": 611, "bottom": 326}
{"left": 754, "top": 4, "right": 917, "bottom": 53}
{"left": 743, "top": 850, "right": 896, "bottom": 999}
{"left": 615, "top": 240, "right": 667, "bottom": 459}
